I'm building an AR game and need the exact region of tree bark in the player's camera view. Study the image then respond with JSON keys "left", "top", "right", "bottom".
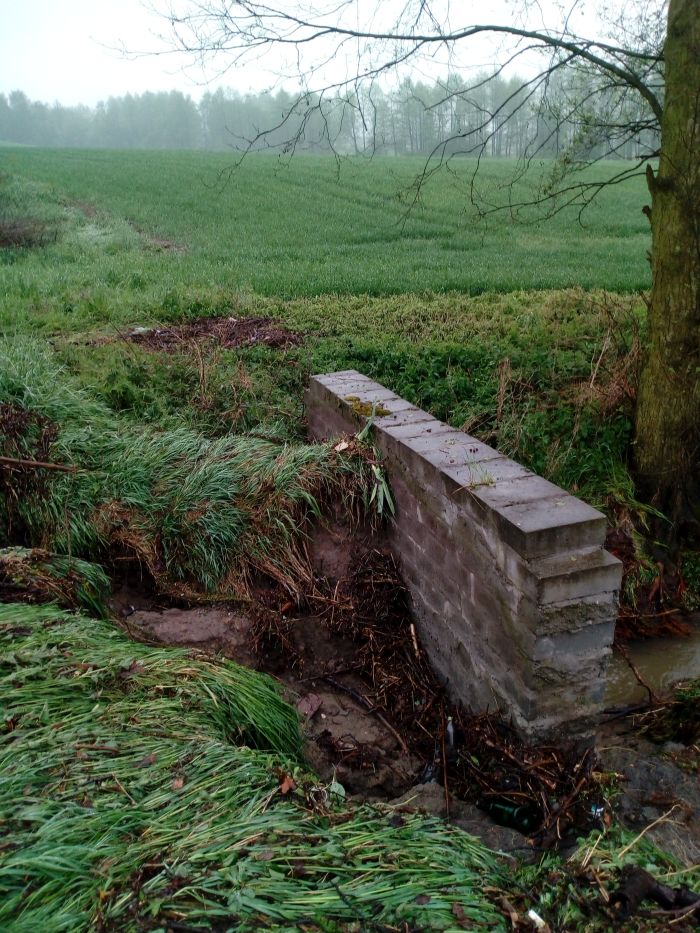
{"left": 635, "top": 0, "right": 700, "bottom": 541}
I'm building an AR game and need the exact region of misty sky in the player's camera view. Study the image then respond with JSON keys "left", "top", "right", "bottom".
{"left": 0, "top": 0, "right": 215, "bottom": 105}
{"left": 0, "top": 0, "right": 594, "bottom": 108}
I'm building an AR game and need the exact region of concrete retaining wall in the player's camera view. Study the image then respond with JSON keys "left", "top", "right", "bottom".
{"left": 306, "top": 370, "right": 623, "bottom": 739}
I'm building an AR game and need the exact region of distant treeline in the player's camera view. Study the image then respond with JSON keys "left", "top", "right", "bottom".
{"left": 0, "top": 79, "right": 657, "bottom": 159}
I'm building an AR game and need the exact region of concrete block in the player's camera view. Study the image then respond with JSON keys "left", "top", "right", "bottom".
{"left": 382, "top": 417, "right": 453, "bottom": 441}
{"left": 332, "top": 381, "right": 391, "bottom": 401}
{"left": 532, "top": 621, "right": 615, "bottom": 664}
{"left": 536, "top": 591, "right": 620, "bottom": 634}
{"left": 532, "top": 548, "right": 622, "bottom": 605}
{"left": 374, "top": 406, "right": 435, "bottom": 428}
{"left": 445, "top": 458, "right": 534, "bottom": 498}
{"left": 497, "top": 546, "right": 622, "bottom": 609}
{"left": 475, "top": 473, "right": 566, "bottom": 509}
{"left": 315, "top": 369, "right": 366, "bottom": 385}
{"left": 493, "top": 494, "right": 608, "bottom": 559}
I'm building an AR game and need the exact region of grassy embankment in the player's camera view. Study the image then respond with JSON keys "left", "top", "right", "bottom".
{"left": 3, "top": 148, "right": 678, "bottom": 607}
{"left": 3, "top": 602, "right": 698, "bottom": 931}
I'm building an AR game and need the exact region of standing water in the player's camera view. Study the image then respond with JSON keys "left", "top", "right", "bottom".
{"left": 605, "top": 615, "right": 700, "bottom": 706}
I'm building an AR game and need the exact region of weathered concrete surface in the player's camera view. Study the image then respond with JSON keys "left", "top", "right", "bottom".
{"left": 306, "top": 370, "right": 623, "bottom": 739}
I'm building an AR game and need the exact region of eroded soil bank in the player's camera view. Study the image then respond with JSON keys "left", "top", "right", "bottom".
{"left": 112, "top": 521, "right": 700, "bottom": 866}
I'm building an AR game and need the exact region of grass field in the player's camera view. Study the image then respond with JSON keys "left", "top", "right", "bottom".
{"left": 0, "top": 147, "right": 650, "bottom": 514}
{"left": 1, "top": 147, "right": 651, "bottom": 300}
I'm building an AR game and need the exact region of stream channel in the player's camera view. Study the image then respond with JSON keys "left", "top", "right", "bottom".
{"left": 606, "top": 614, "right": 700, "bottom": 705}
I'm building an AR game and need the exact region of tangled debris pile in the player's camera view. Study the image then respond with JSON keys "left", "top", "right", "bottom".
{"left": 253, "top": 545, "right": 615, "bottom": 848}
{"left": 636, "top": 679, "right": 700, "bottom": 746}
{"left": 123, "top": 533, "right": 700, "bottom": 872}
{"left": 123, "top": 315, "right": 304, "bottom": 351}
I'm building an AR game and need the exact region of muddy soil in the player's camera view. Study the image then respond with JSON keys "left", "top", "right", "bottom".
{"left": 122, "top": 316, "right": 303, "bottom": 351}
{"left": 119, "top": 596, "right": 531, "bottom": 854}
{"left": 597, "top": 720, "right": 700, "bottom": 868}
{"left": 120, "top": 596, "right": 422, "bottom": 799}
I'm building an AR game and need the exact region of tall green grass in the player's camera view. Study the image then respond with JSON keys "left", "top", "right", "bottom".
{"left": 0, "top": 547, "right": 111, "bottom": 617}
{"left": 0, "top": 155, "right": 649, "bottom": 534}
{"left": 0, "top": 338, "right": 371, "bottom": 596}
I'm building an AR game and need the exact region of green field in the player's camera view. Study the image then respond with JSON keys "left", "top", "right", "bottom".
{"left": 0, "top": 147, "right": 650, "bottom": 513}
{"left": 0, "top": 147, "right": 651, "bottom": 300}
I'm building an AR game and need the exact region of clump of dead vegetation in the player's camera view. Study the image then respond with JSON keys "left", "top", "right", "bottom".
{"left": 0, "top": 171, "right": 59, "bottom": 249}
{"left": 0, "top": 401, "right": 60, "bottom": 538}
{"left": 257, "top": 546, "right": 614, "bottom": 847}
{"left": 122, "top": 314, "right": 303, "bottom": 351}
{"left": 0, "top": 217, "right": 57, "bottom": 249}
{"left": 635, "top": 678, "right": 700, "bottom": 746}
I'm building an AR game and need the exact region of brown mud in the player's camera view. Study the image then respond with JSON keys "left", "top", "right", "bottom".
{"left": 112, "top": 519, "right": 700, "bottom": 864}
{"left": 120, "top": 316, "right": 304, "bottom": 352}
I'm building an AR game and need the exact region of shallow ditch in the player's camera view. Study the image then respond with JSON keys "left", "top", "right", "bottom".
{"left": 607, "top": 616, "right": 700, "bottom": 705}
{"left": 108, "top": 519, "right": 700, "bottom": 864}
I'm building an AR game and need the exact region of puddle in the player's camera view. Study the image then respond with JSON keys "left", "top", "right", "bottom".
{"left": 606, "top": 615, "right": 700, "bottom": 705}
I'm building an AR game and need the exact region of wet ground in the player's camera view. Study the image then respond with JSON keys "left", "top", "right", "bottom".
{"left": 607, "top": 616, "right": 700, "bottom": 705}
{"left": 119, "top": 594, "right": 424, "bottom": 799}
{"left": 110, "top": 524, "right": 700, "bottom": 865}
{"left": 116, "top": 593, "right": 533, "bottom": 856}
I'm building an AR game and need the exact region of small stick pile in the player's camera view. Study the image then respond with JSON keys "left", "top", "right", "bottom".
{"left": 289, "top": 547, "right": 608, "bottom": 845}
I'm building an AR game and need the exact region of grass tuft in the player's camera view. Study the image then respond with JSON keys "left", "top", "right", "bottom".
{"left": 0, "top": 546, "right": 111, "bottom": 617}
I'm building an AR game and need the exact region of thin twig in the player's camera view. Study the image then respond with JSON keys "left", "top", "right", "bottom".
{"left": 0, "top": 455, "right": 78, "bottom": 473}
{"left": 590, "top": 332, "right": 612, "bottom": 387}
{"left": 441, "top": 708, "right": 450, "bottom": 819}
{"left": 409, "top": 623, "right": 420, "bottom": 660}
{"left": 617, "top": 805, "right": 680, "bottom": 859}
{"left": 112, "top": 775, "right": 137, "bottom": 805}
{"left": 614, "top": 642, "right": 662, "bottom": 705}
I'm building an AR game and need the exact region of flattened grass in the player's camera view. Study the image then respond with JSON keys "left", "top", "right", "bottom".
{"left": 0, "top": 547, "right": 110, "bottom": 617}
{"left": 0, "top": 603, "right": 506, "bottom": 931}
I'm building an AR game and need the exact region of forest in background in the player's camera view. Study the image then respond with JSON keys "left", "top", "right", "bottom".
{"left": 0, "top": 73, "right": 658, "bottom": 159}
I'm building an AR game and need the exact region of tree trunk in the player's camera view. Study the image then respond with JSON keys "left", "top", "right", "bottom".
{"left": 634, "top": 0, "right": 700, "bottom": 542}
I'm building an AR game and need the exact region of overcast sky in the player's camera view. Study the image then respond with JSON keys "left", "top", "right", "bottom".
{"left": 0, "top": 0, "right": 215, "bottom": 105}
{"left": 0, "top": 0, "right": 595, "bottom": 107}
